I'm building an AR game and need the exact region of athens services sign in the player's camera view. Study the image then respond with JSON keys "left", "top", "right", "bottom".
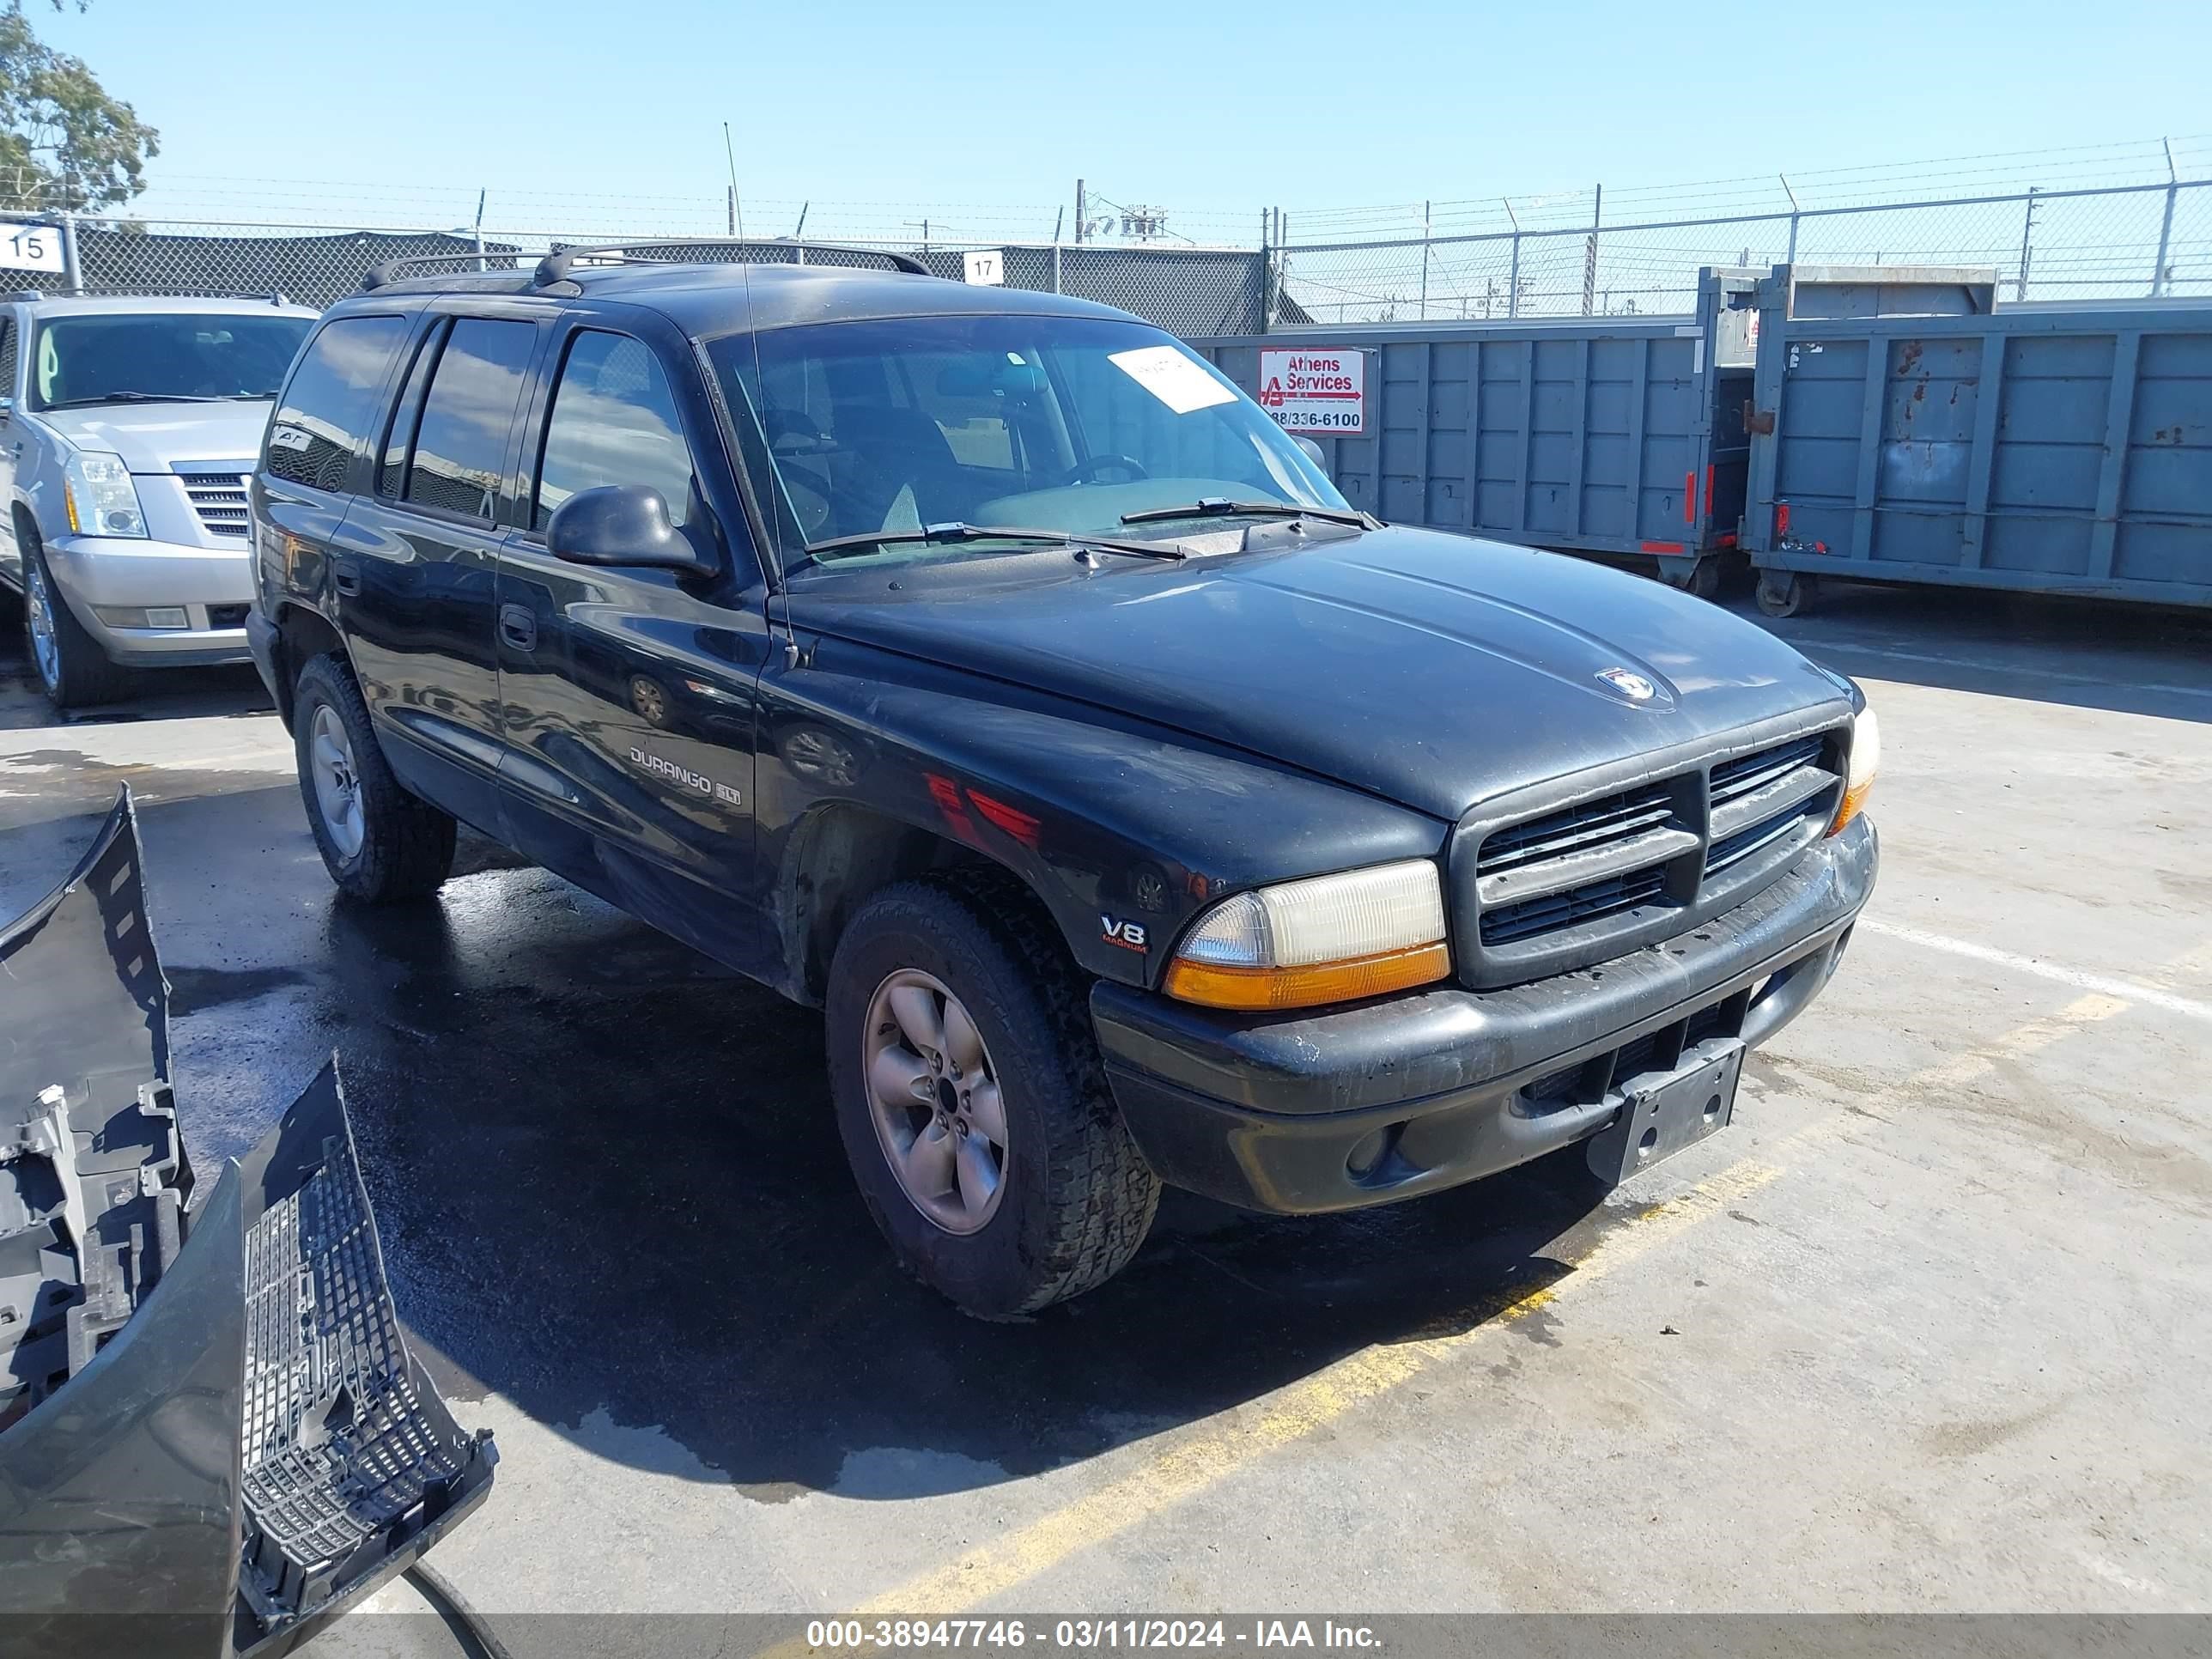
{"left": 1255, "top": 347, "right": 1367, "bottom": 434}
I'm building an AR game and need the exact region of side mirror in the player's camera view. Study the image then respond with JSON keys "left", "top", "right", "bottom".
{"left": 1293, "top": 435, "right": 1328, "bottom": 474}
{"left": 546, "top": 484, "right": 715, "bottom": 575}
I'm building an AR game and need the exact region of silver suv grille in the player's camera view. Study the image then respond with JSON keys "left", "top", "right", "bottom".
{"left": 1454, "top": 720, "right": 1848, "bottom": 988}
{"left": 178, "top": 469, "right": 250, "bottom": 537}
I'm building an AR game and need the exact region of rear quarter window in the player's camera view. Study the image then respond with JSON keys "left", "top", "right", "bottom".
{"left": 264, "top": 315, "right": 408, "bottom": 493}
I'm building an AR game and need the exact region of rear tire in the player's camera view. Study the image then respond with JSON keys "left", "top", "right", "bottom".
{"left": 825, "top": 870, "right": 1161, "bottom": 1318}
{"left": 21, "top": 530, "right": 130, "bottom": 711}
{"left": 292, "top": 653, "right": 457, "bottom": 902}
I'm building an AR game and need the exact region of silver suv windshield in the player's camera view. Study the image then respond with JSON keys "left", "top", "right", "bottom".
{"left": 708, "top": 313, "right": 1348, "bottom": 562}
{"left": 32, "top": 312, "right": 313, "bottom": 410}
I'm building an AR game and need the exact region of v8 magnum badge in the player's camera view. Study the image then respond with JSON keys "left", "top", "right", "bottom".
{"left": 630, "top": 747, "right": 742, "bottom": 806}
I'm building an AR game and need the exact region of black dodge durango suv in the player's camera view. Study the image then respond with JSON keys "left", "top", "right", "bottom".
{"left": 247, "top": 245, "right": 1878, "bottom": 1317}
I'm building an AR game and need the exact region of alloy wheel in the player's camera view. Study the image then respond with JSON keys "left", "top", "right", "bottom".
{"left": 23, "top": 556, "right": 59, "bottom": 689}
{"left": 861, "top": 969, "right": 1010, "bottom": 1234}
{"left": 308, "top": 704, "right": 367, "bottom": 860}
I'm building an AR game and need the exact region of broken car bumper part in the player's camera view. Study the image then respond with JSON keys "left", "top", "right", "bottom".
{"left": 0, "top": 790, "right": 494, "bottom": 1656}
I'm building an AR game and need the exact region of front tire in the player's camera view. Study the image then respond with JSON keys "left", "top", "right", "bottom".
{"left": 825, "top": 871, "right": 1161, "bottom": 1318}
{"left": 292, "top": 653, "right": 458, "bottom": 902}
{"left": 21, "top": 532, "right": 129, "bottom": 711}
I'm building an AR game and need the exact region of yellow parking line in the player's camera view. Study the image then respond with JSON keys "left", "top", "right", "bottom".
{"left": 800, "top": 987, "right": 2130, "bottom": 1625}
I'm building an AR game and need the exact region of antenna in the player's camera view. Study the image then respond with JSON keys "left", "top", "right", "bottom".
{"left": 722, "top": 122, "right": 744, "bottom": 239}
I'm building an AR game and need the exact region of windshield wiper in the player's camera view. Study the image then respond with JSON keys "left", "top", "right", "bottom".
{"left": 1120, "top": 496, "right": 1379, "bottom": 531}
{"left": 43, "top": 391, "right": 224, "bottom": 408}
{"left": 804, "top": 521, "right": 1186, "bottom": 563}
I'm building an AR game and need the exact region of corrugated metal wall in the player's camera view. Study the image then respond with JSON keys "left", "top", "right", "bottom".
{"left": 1195, "top": 271, "right": 1760, "bottom": 573}
{"left": 1744, "top": 283, "right": 2212, "bottom": 607}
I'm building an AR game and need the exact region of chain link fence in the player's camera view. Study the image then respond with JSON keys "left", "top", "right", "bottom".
{"left": 1274, "top": 179, "right": 2212, "bottom": 325}
{"left": 0, "top": 221, "right": 1273, "bottom": 334}
{"left": 0, "top": 173, "right": 2201, "bottom": 334}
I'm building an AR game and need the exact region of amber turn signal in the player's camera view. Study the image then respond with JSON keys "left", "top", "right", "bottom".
{"left": 1163, "top": 940, "right": 1452, "bottom": 1012}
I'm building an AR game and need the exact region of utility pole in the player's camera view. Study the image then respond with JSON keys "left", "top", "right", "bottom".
{"left": 1074, "top": 179, "right": 1087, "bottom": 245}
{"left": 473, "top": 189, "right": 486, "bottom": 272}
{"left": 1778, "top": 173, "right": 1801, "bottom": 267}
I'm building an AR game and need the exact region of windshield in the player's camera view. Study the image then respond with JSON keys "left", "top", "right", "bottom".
{"left": 32, "top": 313, "right": 314, "bottom": 410}
{"left": 708, "top": 313, "right": 1347, "bottom": 562}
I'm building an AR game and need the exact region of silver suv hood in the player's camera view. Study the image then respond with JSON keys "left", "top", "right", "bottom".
{"left": 31, "top": 401, "right": 271, "bottom": 472}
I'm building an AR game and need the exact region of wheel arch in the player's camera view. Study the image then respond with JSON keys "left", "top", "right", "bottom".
{"left": 774, "top": 799, "right": 1058, "bottom": 1007}
{"left": 268, "top": 602, "right": 349, "bottom": 729}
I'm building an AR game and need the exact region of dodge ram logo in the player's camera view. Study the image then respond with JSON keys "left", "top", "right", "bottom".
{"left": 1596, "top": 666, "right": 1656, "bottom": 702}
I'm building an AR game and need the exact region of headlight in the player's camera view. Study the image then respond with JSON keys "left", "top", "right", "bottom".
{"left": 63, "top": 451, "right": 149, "bottom": 538}
{"left": 1830, "top": 705, "right": 1879, "bottom": 835}
{"left": 1164, "top": 860, "right": 1449, "bottom": 1011}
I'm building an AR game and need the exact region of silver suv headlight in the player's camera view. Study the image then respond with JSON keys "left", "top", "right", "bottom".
{"left": 64, "top": 451, "right": 149, "bottom": 538}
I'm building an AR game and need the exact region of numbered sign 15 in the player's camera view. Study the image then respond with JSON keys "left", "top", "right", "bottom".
{"left": 0, "top": 222, "right": 64, "bottom": 276}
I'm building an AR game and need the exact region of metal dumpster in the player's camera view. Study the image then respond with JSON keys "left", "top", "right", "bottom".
{"left": 1741, "top": 266, "right": 2212, "bottom": 615}
{"left": 1195, "top": 269, "right": 1762, "bottom": 596}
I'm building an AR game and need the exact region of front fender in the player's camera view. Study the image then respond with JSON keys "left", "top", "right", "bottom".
{"left": 758, "top": 633, "right": 1449, "bottom": 988}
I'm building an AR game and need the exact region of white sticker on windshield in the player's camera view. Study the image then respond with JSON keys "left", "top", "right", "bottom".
{"left": 1108, "top": 345, "right": 1237, "bottom": 416}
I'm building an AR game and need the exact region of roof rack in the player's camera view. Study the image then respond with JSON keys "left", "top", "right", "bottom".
{"left": 531, "top": 239, "right": 932, "bottom": 287}
{"left": 360, "top": 252, "right": 524, "bottom": 291}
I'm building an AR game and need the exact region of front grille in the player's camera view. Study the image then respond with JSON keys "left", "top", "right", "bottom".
{"left": 1478, "top": 782, "right": 1677, "bottom": 875}
{"left": 1482, "top": 863, "right": 1668, "bottom": 945}
{"left": 1705, "top": 734, "right": 1839, "bottom": 878}
{"left": 1474, "top": 779, "right": 1697, "bottom": 947}
{"left": 1458, "top": 720, "right": 1847, "bottom": 984}
{"left": 179, "top": 470, "right": 250, "bottom": 537}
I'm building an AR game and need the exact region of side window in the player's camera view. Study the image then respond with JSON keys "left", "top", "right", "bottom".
{"left": 377, "top": 319, "right": 448, "bottom": 499}
{"left": 403, "top": 318, "right": 536, "bottom": 521}
{"left": 265, "top": 316, "right": 408, "bottom": 493}
{"left": 533, "top": 331, "right": 695, "bottom": 531}
{"left": 0, "top": 318, "right": 15, "bottom": 401}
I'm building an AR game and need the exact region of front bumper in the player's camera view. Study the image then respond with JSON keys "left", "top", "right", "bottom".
{"left": 40, "top": 533, "right": 254, "bottom": 665}
{"left": 1093, "top": 815, "right": 1877, "bottom": 1212}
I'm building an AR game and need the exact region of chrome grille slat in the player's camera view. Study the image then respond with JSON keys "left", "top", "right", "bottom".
{"left": 177, "top": 469, "right": 252, "bottom": 537}
{"left": 1477, "top": 823, "right": 1701, "bottom": 907}
{"left": 1707, "top": 761, "right": 1838, "bottom": 842}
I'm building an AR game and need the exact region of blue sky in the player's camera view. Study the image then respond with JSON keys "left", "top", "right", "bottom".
{"left": 36, "top": 0, "right": 2212, "bottom": 240}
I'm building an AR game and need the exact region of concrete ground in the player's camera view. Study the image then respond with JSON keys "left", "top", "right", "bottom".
{"left": 2, "top": 579, "right": 2209, "bottom": 1651}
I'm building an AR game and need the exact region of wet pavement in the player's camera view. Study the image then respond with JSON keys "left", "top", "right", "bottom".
{"left": 3, "top": 577, "right": 2210, "bottom": 1641}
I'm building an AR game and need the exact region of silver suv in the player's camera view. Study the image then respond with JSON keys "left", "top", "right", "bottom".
{"left": 0, "top": 293, "right": 317, "bottom": 708}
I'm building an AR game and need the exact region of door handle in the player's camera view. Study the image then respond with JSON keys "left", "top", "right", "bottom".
{"left": 498, "top": 603, "right": 538, "bottom": 652}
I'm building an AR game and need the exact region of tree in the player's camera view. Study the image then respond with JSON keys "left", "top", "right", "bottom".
{"left": 0, "top": 2, "right": 156, "bottom": 216}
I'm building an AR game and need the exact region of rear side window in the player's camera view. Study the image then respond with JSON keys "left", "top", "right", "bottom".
{"left": 265, "top": 316, "right": 408, "bottom": 492}
{"left": 533, "top": 331, "right": 694, "bottom": 531}
{"left": 403, "top": 318, "right": 536, "bottom": 521}
{"left": 377, "top": 319, "right": 448, "bottom": 499}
